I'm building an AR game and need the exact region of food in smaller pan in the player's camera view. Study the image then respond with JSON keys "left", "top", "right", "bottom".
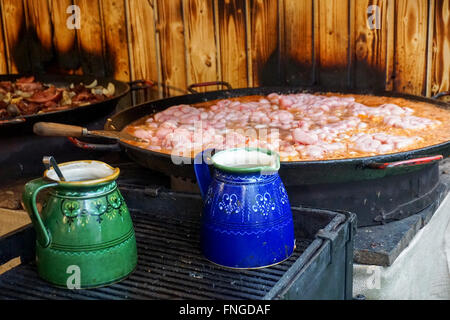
{"left": 124, "top": 93, "right": 450, "bottom": 162}
{"left": 0, "top": 76, "right": 115, "bottom": 121}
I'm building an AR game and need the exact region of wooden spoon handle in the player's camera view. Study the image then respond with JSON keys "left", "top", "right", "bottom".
{"left": 33, "top": 122, "right": 87, "bottom": 137}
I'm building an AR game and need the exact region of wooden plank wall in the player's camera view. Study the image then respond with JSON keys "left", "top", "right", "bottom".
{"left": 430, "top": 0, "right": 450, "bottom": 96}
{"left": 0, "top": 0, "right": 447, "bottom": 98}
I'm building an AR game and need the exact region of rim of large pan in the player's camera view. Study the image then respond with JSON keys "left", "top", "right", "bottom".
{"left": 108, "top": 85, "right": 450, "bottom": 165}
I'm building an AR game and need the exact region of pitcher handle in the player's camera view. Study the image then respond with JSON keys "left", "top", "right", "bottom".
{"left": 22, "top": 178, "right": 58, "bottom": 248}
{"left": 194, "top": 149, "right": 215, "bottom": 200}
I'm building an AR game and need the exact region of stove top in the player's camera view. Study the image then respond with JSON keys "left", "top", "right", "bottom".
{"left": 0, "top": 181, "right": 355, "bottom": 300}
{"left": 0, "top": 84, "right": 448, "bottom": 268}
{"left": 0, "top": 209, "right": 312, "bottom": 300}
{"left": 0, "top": 155, "right": 448, "bottom": 269}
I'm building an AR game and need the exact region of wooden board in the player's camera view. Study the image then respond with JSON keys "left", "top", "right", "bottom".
{"left": 127, "top": 0, "right": 160, "bottom": 83}
{"left": 0, "top": 257, "right": 21, "bottom": 276}
{"left": 0, "top": 0, "right": 445, "bottom": 97}
{"left": 384, "top": 0, "right": 396, "bottom": 91}
{"left": 249, "top": 0, "right": 279, "bottom": 86}
{"left": 217, "top": 0, "right": 248, "bottom": 89}
{"left": 183, "top": 0, "right": 219, "bottom": 91}
{"left": 126, "top": 0, "right": 161, "bottom": 103}
{"left": 352, "top": 0, "right": 392, "bottom": 90}
{"left": 0, "top": 1, "right": 7, "bottom": 74}
{"left": 0, "top": 0, "right": 30, "bottom": 73}
{"left": 157, "top": 0, "right": 187, "bottom": 96}
{"left": 282, "top": 0, "right": 314, "bottom": 86}
{"left": 393, "top": 0, "right": 429, "bottom": 95}
{"left": 74, "top": 0, "right": 106, "bottom": 76}
{"left": 315, "top": 0, "right": 351, "bottom": 88}
{"left": 48, "top": 0, "right": 81, "bottom": 73}
{"left": 0, "top": 209, "right": 30, "bottom": 237}
{"left": 101, "top": 0, "right": 131, "bottom": 82}
{"left": 24, "top": 0, "right": 54, "bottom": 73}
{"left": 0, "top": 208, "right": 28, "bottom": 275}
{"left": 430, "top": 0, "right": 450, "bottom": 96}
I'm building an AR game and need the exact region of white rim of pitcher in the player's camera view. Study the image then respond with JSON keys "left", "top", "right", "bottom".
{"left": 211, "top": 147, "right": 281, "bottom": 174}
{"left": 43, "top": 160, "right": 120, "bottom": 187}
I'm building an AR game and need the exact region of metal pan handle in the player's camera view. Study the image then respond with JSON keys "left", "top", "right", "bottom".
{"left": 432, "top": 91, "right": 450, "bottom": 100}
{"left": 367, "top": 155, "right": 444, "bottom": 169}
{"left": 187, "top": 81, "right": 233, "bottom": 94}
{"left": 67, "top": 137, "right": 121, "bottom": 152}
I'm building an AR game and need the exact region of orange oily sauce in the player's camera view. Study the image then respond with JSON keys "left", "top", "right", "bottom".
{"left": 123, "top": 93, "right": 450, "bottom": 161}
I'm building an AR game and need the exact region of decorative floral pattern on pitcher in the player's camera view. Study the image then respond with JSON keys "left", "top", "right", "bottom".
{"left": 61, "top": 191, "right": 127, "bottom": 225}
{"left": 252, "top": 192, "right": 276, "bottom": 216}
{"left": 62, "top": 200, "right": 81, "bottom": 218}
{"left": 279, "top": 184, "right": 289, "bottom": 205}
{"left": 218, "top": 194, "right": 242, "bottom": 215}
{"left": 205, "top": 187, "right": 214, "bottom": 206}
{"left": 108, "top": 192, "right": 123, "bottom": 209}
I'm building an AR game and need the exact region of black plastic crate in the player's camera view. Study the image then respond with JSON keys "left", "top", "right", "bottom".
{"left": 0, "top": 186, "right": 356, "bottom": 300}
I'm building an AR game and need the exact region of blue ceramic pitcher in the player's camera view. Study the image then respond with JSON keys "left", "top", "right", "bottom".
{"left": 194, "top": 148, "right": 295, "bottom": 269}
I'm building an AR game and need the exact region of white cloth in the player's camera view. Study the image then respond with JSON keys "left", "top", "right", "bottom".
{"left": 353, "top": 195, "right": 450, "bottom": 300}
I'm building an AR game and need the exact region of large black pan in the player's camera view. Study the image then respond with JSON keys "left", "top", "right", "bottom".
{"left": 0, "top": 74, "right": 151, "bottom": 135}
{"left": 38, "top": 83, "right": 450, "bottom": 226}
{"left": 96, "top": 84, "right": 450, "bottom": 184}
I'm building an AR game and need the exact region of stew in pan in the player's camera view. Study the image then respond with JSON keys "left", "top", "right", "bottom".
{"left": 123, "top": 92, "right": 450, "bottom": 162}
{"left": 0, "top": 76, "right": 116, "bottom": 121}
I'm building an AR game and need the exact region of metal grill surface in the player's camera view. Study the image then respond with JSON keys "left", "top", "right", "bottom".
{"left": 0, "top": 210, "right": 312, "bottom": 300}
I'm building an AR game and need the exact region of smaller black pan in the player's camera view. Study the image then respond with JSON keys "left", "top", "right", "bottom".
{"left": 0, "top": 74, "right": 151, "bottom": 135}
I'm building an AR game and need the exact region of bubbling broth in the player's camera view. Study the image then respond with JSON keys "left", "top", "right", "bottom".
{"left": 123, "top": 93, "right": 450, "bottom": 162}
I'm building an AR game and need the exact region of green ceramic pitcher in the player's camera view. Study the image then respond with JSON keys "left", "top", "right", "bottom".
{"left": 22, "top": 160, "right": 137, "bottom": 289}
